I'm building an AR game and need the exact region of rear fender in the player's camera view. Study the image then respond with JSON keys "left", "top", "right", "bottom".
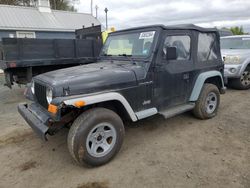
{"left": 189, "top": 71, "right": 225, "bottom": 102}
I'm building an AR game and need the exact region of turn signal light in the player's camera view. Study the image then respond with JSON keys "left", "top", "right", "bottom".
{"left": 48, "top": 104, "right": 58, "bottom": 114}
{"left": 74, "top": 100, "right": 86, "bottom": 108}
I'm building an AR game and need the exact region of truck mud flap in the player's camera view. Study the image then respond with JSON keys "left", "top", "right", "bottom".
{"left": 4, "top": 71, "right": 12, "bottom": 88}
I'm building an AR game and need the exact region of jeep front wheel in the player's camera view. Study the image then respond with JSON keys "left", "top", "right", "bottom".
{"left": 193, "top": 84, "right": 220, "bottom": 119}
{"left": 67, "top": 108, "right": 125, "bottom": 167}
{"left": 229, "top": 70, "right": 250, "bottom": 90}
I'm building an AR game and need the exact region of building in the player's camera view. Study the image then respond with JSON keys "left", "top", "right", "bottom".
{"left": 0, "top": 0, "right": 100, "bottom": 40}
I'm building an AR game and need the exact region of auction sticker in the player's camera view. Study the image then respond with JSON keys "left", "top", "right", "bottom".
{"left": 139, "top": 31, "right": 155, "bottom": 39}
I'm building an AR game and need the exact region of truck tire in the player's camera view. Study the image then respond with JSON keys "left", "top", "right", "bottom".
{"left": 228, "top": 69, "right": 250, "bottom": 90}
{"left": 67, "top": 107, "right": 125, "bottom": 167}
{"left": 192, "top": 84, "right": 220, "bottom": 120}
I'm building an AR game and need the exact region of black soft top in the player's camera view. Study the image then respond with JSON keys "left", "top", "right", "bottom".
{"left": 115, "top": 24, "right": 218, "bottom": 33}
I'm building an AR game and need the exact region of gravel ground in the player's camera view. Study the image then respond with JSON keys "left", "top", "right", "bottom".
{"left": 0, "top": 74, "right": 249, "bottom": 188}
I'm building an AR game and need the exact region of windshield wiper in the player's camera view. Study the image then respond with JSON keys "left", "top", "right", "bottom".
{"left": 117, "top": 54, "right": 138, "bottom": 65}
{"left": 118, "top": 54, "right": 132, "bottom": 57}
{"left": 102, "top": 53, "right": 112, "bottom": 56}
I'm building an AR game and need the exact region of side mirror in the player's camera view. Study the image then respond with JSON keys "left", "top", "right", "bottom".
{"left": 165, "top": 47, "right": 177, "bottom": 60}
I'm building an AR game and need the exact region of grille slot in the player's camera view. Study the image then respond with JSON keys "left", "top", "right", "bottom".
{"left": 34, "top": 82, "right": 48, "bottom": 109}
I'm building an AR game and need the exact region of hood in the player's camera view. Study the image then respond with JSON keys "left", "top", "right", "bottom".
{"left": 34, "top": 61, "right": 147, "bottom": 96}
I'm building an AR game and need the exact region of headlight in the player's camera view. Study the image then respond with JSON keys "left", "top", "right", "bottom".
{"left": 223, "top": 56, "right": 241, "bottom": 64}
{"left": 46, "top": 88, "right": 53, "bottom": 104}
{"left": 31, "top": 81, "right": 35, "bottom": 94}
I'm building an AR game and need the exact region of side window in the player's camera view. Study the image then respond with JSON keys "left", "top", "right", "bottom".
{"left": 197, "top": 33, "right": 218, "bottom": 62}
{"left": 164, "top": 35, "right": 191, "bottom": 60}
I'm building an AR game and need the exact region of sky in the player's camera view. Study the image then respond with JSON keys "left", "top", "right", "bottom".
{"left": 76, "top": 0, "right": 250, "bottom": 32}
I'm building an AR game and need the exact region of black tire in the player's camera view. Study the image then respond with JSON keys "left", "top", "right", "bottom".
{"left": 228, "top": 70, "right": 250, "bottom": 90}
{"left": 67, "top": 107, "right": 125, "bottom": 167}
{"left": 192, "top": 84, "right": 220, "bottom": 120}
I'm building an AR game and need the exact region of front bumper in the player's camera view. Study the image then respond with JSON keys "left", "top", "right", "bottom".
{"left": 18, "top": 103, "right": 50, "bottom": 141}
{"left": 224, "top": 64, "right": 242, "bottom": 78}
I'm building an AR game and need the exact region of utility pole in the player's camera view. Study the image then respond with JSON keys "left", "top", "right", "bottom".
{"left": 90, "top": 0, "right": 93, "bottom": 15}
{"left": 95, "top": 5, "right": 98, "bottom": 18}
{"left": 104, "top": 7, "right": 108, "bottom": 30}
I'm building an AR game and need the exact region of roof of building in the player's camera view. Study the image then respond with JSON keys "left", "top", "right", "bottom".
{"left": 0, "top": 4, "right": 101, "bottom": 32}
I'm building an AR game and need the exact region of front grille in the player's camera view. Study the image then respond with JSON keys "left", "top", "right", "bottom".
{"left": 34, "top": 82, "right": 48, "bottom": 109}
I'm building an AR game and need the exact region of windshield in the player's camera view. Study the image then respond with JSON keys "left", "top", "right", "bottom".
{"left": 101, "top": 31, "right": 156, "bottom": 57}
{"left": 221, "top": 37, "right": 250, "bottom": 49}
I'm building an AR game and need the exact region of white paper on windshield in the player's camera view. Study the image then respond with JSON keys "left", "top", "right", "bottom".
{"left": 139, "top": 31, "right": 155, "bottom": 39}
{"left": 242, "top": 38, "right": 250, "bottom": 40}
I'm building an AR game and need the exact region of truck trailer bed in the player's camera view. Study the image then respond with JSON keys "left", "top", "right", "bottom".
{"left": 0, "top": 38, "right": 101, "bottom": 87}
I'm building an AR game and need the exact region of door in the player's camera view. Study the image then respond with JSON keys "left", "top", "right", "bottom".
{"left": 153, "top": 30, "right": 195, "bottom": 110}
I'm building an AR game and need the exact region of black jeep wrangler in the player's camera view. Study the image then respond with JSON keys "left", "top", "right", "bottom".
{"left": 18, "top": 24, "right": 226, "bottom": 167}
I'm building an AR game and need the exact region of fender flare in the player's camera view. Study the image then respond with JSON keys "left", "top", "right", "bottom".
{"left": 189, "top": 70, "right": 224, "bottom": 102}
{"left": 239, "top": 58, "right": 250, "bottom": 75}
{"left": 62, "top": 92, "right": 138, "bottom": 122}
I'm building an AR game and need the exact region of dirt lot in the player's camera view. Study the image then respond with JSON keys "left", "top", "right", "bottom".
{"left": 0, "top": 74, "right": 249, "bottom": 188}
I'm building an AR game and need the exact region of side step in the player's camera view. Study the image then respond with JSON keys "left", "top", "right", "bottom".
{"left": 159, "top": 103, "right": 195, "bottom": 119}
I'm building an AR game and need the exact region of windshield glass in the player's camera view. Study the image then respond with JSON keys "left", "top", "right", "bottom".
{"left": 101, "top": 31, "right": 156, "bottom": 57}
{"left": 221, "top": 37, "right": 250, "bottom": 49}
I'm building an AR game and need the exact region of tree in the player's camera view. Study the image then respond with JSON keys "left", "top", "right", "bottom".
{"left": 230, "top": 26, "right": 245, "bottom": 35}
{"left": 50, "top": 0, "right": 77, "bottom": 12}
{"left": 0, "top": 0, "right": 76, "bottom": 11}
{"left": 0, "top": 0, "right": 20, "bottom": 6}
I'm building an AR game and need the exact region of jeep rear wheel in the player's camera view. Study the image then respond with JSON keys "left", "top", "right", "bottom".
{"left": 229, "top": 70, "right": 250, "bottom": 90}
{"left": 193, "top": 84, "right": 220, "bottom": 120}
{"left": 67, "top": 108, "right": 125, "bottom": 167}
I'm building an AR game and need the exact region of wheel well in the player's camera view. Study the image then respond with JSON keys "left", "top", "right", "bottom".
{"left": 95, "top": 100, "right": 131, "bottom": 121}
{"left": 246, "top": 63, "right": 250, "bottom": 70}
{"left": 72, "top": 100, "right": 131, "bottom": 122}
{"left": 61, "top": 100, "right": 133, "bottom": 126}
{"left": 205, "top": 76, "right": 223, "bottom": 90}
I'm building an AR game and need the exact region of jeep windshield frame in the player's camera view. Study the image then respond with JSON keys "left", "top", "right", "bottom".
{"left": 100, "top": 28, "right": 159, "bottom": 60}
